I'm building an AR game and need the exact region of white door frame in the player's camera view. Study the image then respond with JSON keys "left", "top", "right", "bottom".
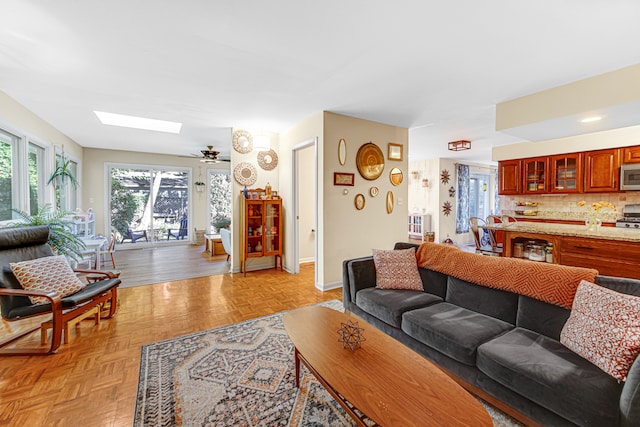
{"left": 290, "top": 138, "right": 318, "bottom": 282}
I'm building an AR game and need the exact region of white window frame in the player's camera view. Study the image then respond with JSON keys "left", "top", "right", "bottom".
{"left": 0, "top": 119, "right": 57, "bottom": 224}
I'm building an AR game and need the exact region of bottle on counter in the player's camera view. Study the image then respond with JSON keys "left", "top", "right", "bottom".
{"left": 513, "top": 242, "right": 524, "bottom": 258}
{"left": 545, "top": 243, "right": 553, "bottom": 263}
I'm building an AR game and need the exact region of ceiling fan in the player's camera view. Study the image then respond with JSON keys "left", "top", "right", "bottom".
{"left": 192, "top": 146, "right": 230, "bottom": 163}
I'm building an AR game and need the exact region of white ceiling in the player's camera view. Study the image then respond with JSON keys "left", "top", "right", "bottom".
{"left": 1, "top": 1, "right": 640, "bottom": 163}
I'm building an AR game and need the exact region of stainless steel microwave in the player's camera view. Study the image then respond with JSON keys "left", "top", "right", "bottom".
{"left": 620, "top": 164, "right": 640, "bottom": 190}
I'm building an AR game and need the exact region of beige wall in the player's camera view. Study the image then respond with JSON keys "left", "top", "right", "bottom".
{"left": 83, "top": 148, "right": 230, "bottom": 237}
{"left": 321, "top": 112, "right": 408, "bottom": 288}
{"left": 278, "top": 112, "right": 323, "bottom": 281}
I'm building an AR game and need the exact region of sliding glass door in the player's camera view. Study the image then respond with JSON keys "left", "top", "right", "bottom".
{"left": 108, "top": 165, "right": 190, "bottom": 247}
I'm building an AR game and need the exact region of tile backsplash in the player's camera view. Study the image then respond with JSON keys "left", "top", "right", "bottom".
{"left": 501, "top": 192, "right": 640, "bottom": 223}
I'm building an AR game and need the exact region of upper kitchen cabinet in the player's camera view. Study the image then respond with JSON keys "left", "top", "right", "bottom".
{"left": 584, "top": 148, "right": 621, "bottom": 192}
{"left": 498, "top": 159, "right": 522, "bottom": 195}
{"left": 550, "top": 153, "right": 583, "bottom": 194}
{"left": 523, "top": 157, "right": 548, "bottom": 194}
{"left": 623, "top": 146, "right": 640, "bottom": 164}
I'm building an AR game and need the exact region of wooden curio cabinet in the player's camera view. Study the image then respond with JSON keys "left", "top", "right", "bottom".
{"left": 584, "top": 148, "right": 621, "bottom": 192}
{"left": 550, "top": 153, "right": 582, "bottom": 193}
{"left": 498, "top": 160, "right": 522, "bottom": 195}
{"left": 240, "top": 192, "right": 282, "bottom": 275}
{"left": 523, "top": 157, "right": 548, "bottom": 194}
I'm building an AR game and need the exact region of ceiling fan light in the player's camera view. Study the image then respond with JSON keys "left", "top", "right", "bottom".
{"left": 448, "top": 140, "right": 471, "bottom": 151}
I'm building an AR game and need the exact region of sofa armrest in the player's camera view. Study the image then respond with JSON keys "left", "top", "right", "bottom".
{"left": 342, "top": 256, "right": 376, "bottom": 306}
{"left": 620, "top": 356, "right": 640, "bottom": 426}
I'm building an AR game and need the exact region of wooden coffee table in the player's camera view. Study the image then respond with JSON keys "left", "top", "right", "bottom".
{"left": 283, "top": 306, "right": 492, "bottom": 427}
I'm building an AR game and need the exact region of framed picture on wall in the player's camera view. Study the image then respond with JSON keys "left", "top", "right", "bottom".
{"left": 388, "top": 143, "right": 403, "bottom": 161}
{"left": 334, "top": 172, "right": 355, "bottom": 186}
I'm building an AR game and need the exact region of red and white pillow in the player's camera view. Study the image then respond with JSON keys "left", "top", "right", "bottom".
{"left": 10, "top": 255, "right": 86, "bottom": 305}
{"left": 560, "top": 280, "right": 640, "bottom": 381}
{"left": 372, "top": 247, "right": 423, "bottom": 291}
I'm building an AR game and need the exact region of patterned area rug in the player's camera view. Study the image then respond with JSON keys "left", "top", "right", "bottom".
{"left": 134, "top": 300, "right": 522, "bottom": 426}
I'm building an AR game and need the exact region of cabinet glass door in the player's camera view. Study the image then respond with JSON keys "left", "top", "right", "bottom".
{"left": 246, "top": 201, "right": 263, "bottom": 256}
{"left": 264, "top": 201, "right": 281, "bottom": 254}
{"left": 551, "top": 154, "right": 581, "bottom": 193}
{"left": 523, "top": 158, "right": 547, "bottom": 193}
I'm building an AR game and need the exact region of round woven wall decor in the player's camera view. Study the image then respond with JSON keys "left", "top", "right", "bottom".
{"left": 232, "top": 130, "right": 253, "bottom": 154}
{"left": 257, "top": 149, "right": 278, "bottom": 170}
{"left": 233, "top": 162, "right": 257, "bottom": 186}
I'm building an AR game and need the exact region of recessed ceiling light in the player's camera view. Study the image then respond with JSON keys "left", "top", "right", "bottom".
{"left": 94, "top": 111, "right": 182, "bottom": 134}
{"left": 580, "top": 116, "right": 603, "bottom": 123}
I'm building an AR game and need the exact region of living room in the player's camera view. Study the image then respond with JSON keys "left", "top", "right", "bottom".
{"left": 2, "top": 2, "right": 640, "bottom": 426}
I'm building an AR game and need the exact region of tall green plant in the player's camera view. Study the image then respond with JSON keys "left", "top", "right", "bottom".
{"left": 10, "top": 204, "right": 85, "bottom": 259}
{"left": 48, "top": 158, "right": 78, "bottom": 188}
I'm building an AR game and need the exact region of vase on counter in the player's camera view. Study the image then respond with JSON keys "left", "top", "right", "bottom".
{"left": 585, "top": 214, "right": 602, "bottom": 232}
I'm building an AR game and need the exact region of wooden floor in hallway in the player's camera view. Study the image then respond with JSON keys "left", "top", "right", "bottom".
{"left": 0, "top": 258, "right": 341, "bottom": 426}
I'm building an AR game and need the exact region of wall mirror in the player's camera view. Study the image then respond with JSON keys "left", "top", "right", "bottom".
{"left": 233, "top": 129, "right": 253, "bottom": 154}
{"left": 389, "top": 167, "right": 403, "bottom": 186}
{"left": 338, "top": 138, "right": 347, "bottom": 166}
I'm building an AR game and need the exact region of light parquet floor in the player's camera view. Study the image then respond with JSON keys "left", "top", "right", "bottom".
{"left": 0, "top": 256, "right": 341, "bottom": 426}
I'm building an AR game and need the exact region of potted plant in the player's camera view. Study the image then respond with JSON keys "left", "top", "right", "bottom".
{"left": 194, "top": 181, "right": 206, "bottom": 192}
{"left": 8, "top": 204, "right": 85, "bottom": 259}
{"left": 48, "top": 157, "right": 78, "bottom": 189}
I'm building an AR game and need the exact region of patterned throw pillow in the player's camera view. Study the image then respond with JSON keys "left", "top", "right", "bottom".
{"left": 560, "top": 280, "right": 640, "bottom": 381}
{"left": 10, "top": 255, "right": 86, "bottom": 305}
{"left": 372, "top": 247, "right": 423, "bottom": 291}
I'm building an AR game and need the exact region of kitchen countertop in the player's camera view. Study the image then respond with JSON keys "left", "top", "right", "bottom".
{"left": 484, "top": 221, "right": 640, "bottom": 243}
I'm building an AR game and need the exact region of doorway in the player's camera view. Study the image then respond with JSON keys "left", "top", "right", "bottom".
{"left": 291, "top": 139, "right": 317, "bottom": 279}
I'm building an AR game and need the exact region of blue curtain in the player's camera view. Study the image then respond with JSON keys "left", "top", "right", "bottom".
{"left": 455, "top": 164, "right": 470, "bottom": 233}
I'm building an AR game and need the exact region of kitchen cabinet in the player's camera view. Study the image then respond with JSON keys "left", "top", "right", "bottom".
{"left": 523, "top": 157, "right": 548, "bottom": 194}
{"left": 584, "top": 148, "right": 621, "bottom": 192}
{"left": 550, "top": 153, "right": 582, "bottom": 193}
{"left": 498, "top": 160, "right": 521, "bottom": 195}
{"left": 623, "top": 145, "right": 640, "bottom": 164}
{"left": 240, "top": 194, "right": 282, "bottom": 275}
{"left": 558, "top": 236, "right": 640, "bottom": 280}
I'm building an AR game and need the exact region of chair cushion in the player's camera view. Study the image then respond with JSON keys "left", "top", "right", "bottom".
{"left": 372, "top": 247, "right": 423, "bottom": 290}
{"left": 355, "top": 288, "right": 441, "bottom": 328}
{"left": 560, "top": 280, "right": 640, "bottom": 381}
{"left": 401, "top": 303, "right": 514, "bottom": 365}
{"left": 10, "top": 255, "right": 86, "bottom": 305}
{"left": 477, "top": 327, "right": 623, "bottom": 426}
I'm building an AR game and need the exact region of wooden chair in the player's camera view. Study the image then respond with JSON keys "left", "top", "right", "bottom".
{"left": 167, "top": 217, "right": 188, "bottom": 240}
{"left": 94, "top": 233, "right": 117, "bottom": 269}
{"left": 470, "top": 217, "right": 502, "bottom": 256}
{"left": 0, "top": 226, "right": 120, "bottom": 355}
{"left": 121, "top": 228, "right": 148, "bottom": 243}
{"left": 486, "top": 215, "right": 518, "bottom": 251}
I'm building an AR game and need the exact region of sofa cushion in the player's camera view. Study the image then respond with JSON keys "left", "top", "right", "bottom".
{"left": 516, "top": 295, "right": 570, "bottom": 340}
{"left": 560, "top": 280, "right": 640, "bottom": 381}
{"left": 402, "top": 303, "right": 514, "bottom": 365}
{"left": 372, "top": 247, "right": 423, "bottom": 290}
{"left": 446, "top": 276, "right": 518, "bottom": 324}
{"left": 477, "top": 327, "right": 623, "bottom": 427}
{"left": 418, "top": 268, "right": 448, "bottom": 299}
{"left": 356, "top": 288, "right": 441, "bottom": 328}
{"left": 10, "top": 255, "right": 86, "bottom": 305}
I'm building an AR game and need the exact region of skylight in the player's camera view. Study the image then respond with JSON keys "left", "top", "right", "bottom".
{"left": 94, "top": 111, "right": 182, "bottom": 134}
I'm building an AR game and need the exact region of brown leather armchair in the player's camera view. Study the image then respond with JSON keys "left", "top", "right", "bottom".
{"left": 0, "top": 226, "right": 120, "bottom": 355}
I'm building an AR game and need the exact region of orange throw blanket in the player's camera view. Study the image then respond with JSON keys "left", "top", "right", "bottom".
{"left": 415, "top": 243, "right": 598, "bottom": 309}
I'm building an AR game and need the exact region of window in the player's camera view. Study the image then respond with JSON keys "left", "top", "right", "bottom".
{"left": 0, "top": 128, "right": 51, "bottom": 221}
{"left": 54, "top": 152, "right": 79, "bottom": 213}
{"left": 208, "top": 169, "right": 231, "bottom": 233}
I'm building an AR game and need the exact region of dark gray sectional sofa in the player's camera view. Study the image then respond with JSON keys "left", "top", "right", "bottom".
{"left": 342, "top": 242, "right": 640, "bottom": 427}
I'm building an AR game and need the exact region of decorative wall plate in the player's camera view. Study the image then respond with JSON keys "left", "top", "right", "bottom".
{"left": 356, "top": 142, "right": 385, "bottom": 180}
{"left": 369, "top": 186, "right": 379, "bottom": 197}
{"left": 233, "top": 162, "right": 257, "bottom": 186}
{"left": 232, "top": 129, "right": 253, "bottom": 154}
{"left": 354, "top": 194, "right": 365, "bottom": 210}
{"left": 257, "top": 149, "right": 278, "bottom": 170}
{"left": 389, "top": 167, "right": 403, "bottom": 186}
